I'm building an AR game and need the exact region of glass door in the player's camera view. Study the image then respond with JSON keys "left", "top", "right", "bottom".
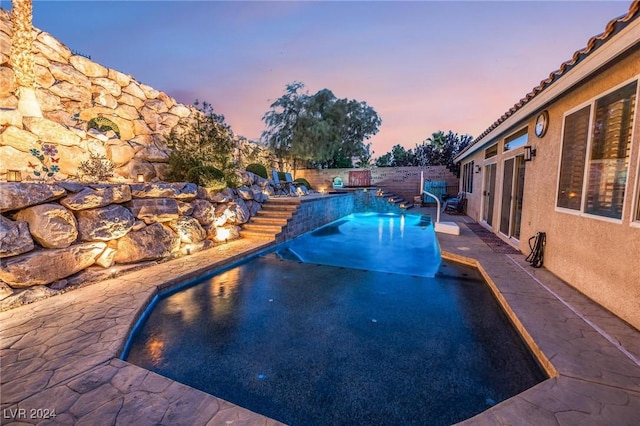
{"left": 482, "top": 163, "right": 497, "bottom": 227}
{"left": 499, "top": 155, "right": 525, "bottom": 239}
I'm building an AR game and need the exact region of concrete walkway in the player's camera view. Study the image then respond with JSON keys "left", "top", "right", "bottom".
{"left": 1, "top": 207, "right": 639, "bottom": 425}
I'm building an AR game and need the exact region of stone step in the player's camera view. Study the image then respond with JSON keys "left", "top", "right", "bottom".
{"left": 261, "top": 203, "right": 299, "bottom": 212}
{"left": 239, "top": 229, "right": 278, "bottom": 240}
{"left": 250, "top": 216, "right": 290, "bottom": 225}
{"left": 255, "top": 209, "right": 294, "bottom": 218}
{"left": 242, "top": 223, "right": 283, "bottom": 233}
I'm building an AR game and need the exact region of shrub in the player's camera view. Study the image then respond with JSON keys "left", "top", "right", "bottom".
{"left": 186, "top": 166, "right": 227, "bottom": 191}
{"left": 294, "top": 177, "right": 312, "bottom": 189}
{"left": 165, "top": 100, "right": 236, "bottom": 183}
{"left": 246, "top": 163, "right": 268, "bottom": 179}
{"left": 78, "top": 153, "right": 114, "bottom": 182}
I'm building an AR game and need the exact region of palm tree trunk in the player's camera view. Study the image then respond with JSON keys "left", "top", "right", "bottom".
{"left": 11, "top": 0, "right": 42, "bottom": 118}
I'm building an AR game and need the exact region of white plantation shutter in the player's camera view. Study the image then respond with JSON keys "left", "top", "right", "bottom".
{"left": 585, "top": 82, "right": 636, "bottom": 219}
{"left": 557, "top": 106, "right": 591, "bottom": 210}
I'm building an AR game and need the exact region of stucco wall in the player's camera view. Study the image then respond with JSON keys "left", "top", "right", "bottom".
{"left": 462, "top": 46, "right": 640, "bottom": 330}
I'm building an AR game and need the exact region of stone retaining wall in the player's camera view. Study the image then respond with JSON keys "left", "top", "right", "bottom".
{"left": 0, "top": 171, "right": 273, "bottom": 309}
{"left": 0, "top": 9, "right": 271, "bottom": 182}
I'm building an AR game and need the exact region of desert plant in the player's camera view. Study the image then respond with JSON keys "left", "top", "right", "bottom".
{"left": 246, "top": 163, "right": 268, "bottom": 179}
{"left": 78, "top": 153, "right": 114, "bottom": 182}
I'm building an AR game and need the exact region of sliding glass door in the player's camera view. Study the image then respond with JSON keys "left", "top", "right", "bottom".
{"left": 500, "top": 155, "right": 525, "bottom": 239}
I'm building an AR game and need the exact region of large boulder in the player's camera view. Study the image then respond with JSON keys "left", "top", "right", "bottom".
{"left": 0, "top": 215, "right": 34, "bottom": 258}
{"left": 75, "top": 204, "right": 135, "bottom": 241}
{"left": 0, "top": 242, "right": 106, "bottom": 287}
{"left": 190, "top": 199, "right": 216, "bottom": 226}
{"left": 13, "top": 204, "right": 78, "bottom": 249}
{"left": 114, "top": 223, "right": 180, "bottom": 264}
{"left": 130, "top": 182, "right": 198, "bottom": 200}
{"left": 60, "top": 184, "right": 132, "bottom": 210}
{"left": 126, "top": 198, "right": 179, "bottom": 224}
{"left": 214, "top": 199, "right": 250, "bottom": 226}
{"left": 0, "top": 183, "right": 66, "bottom": 213}
{"left": 167, "top": 217, "right": 206, "bottom": 244}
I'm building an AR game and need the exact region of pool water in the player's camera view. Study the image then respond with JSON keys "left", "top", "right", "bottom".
{"left": 287, "top": 213, "right": 441, "bottom": 277}
{"left": 124, "top": 213, "right": 545, "bottom": 425}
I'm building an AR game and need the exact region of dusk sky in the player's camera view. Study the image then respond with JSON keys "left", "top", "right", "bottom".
{"left": 4, "top": 1, "right": 632, "bottom": 157}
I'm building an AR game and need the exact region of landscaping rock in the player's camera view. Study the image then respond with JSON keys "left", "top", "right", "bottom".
{"left": 0, "top": 242, "right": 106, "bottom": 287}
{"left": 130, "top": 182, "right": 198, "bottom": 200}
{"left": 13, "top": 203, "right": 78, "bottom": 249}
{"left": 191, "top": 199, "right": 216, "bottom": 226}
{"left": 126, "top": 198, "right": 179, "bottom": 224}
{"left": 75, "top": 204, "right": 135, "bottom": 241}
{"left": 114, "top": 223, "right": 180, "bottom": 264}
{"left": 60, "top": 184, "right": 132, "bottom": 210}
{"left": 0, "top": 215, "right": 34, "bottom": 258}
{"left": 168, "top": 217, "right": 206, "bottom": 244}
{"left": 0, "top": 183, "right": 66, "bottom": 212}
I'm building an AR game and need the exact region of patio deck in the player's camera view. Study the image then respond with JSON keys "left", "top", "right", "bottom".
{"left": 1, "top": 205, "right": 639, "bottom": 425}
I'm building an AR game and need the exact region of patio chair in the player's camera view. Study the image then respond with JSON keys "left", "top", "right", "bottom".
{"left": 444, "top": 197, "right": 467, "bottom": 215}
{"left": 284, "top": 172, "right": 301, "bottom": 187}
{"left": 271, "top": 170, "right": 284, "bottom": 190}
{"left": 442, "top": 191, "right": 465, "bottom": 211}
{"left": 332, "top": 176, "right": 344, "bottom": 189}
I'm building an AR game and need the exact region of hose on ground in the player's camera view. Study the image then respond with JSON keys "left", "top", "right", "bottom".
{"left": 525, "top": 232, "right": 545, "bottom": 268}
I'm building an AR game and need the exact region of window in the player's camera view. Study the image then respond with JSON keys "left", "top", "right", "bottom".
{"left": 462, "top": 161, "right": 474, "bottom": 193}
{"left": 485, "top": 144, "right": 498, "bottom": 159}
{"left": 504, "top": 128, "right": 528, "bottom": 151}
{"left": 557, "top": 80, "right": 637, "bottom": 219}
{"left": 557, "top": 106, "right": 590, "bottom": 210}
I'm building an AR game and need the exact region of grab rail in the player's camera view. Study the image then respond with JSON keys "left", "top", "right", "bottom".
{"left": 422, "top": 191, "right": 441, "bottom": 224}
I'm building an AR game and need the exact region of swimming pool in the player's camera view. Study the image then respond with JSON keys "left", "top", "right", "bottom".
{"left": 124, "top": 213, "right": 545, "bottom": 425}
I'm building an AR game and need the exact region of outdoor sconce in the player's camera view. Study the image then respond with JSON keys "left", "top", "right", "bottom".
{"left": 136, "top": 173, "right": 145, "bottom": 183}
{"left": 7, "top": 170, "right": 22, "bottom": 182}
{"left": 474, "top": 165, "right": 482, "bottom": 174}
{"left": 524, "top": 145, "right": 537, "bottom": 162}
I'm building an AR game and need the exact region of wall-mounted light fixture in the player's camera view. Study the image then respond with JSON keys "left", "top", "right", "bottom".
{"left": 7, "top": 170, "right": 22, "bottom": 182}
{"left": 524, "top": 145, "right": 537, "bottom": 162}
{"left": 136, "top": 173, "right": 145, "bottom": 183}
{"left": 474, "top": 165, "right": 482, "bottom": 174}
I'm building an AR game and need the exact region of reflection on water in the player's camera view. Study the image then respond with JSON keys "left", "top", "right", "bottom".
{"left": 290, "top": 213, "right": 441, "bottom": 277}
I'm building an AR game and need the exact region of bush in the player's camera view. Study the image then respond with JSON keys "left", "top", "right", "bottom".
{"left": 294, "top": 177, "right": 312, "bottom": 189}
{"left": 78, "top": 153, "right": 114, "bottom": 182}
{"left": 186, "top": 166, "right": 227, "bottom": 191}
{"left": 246, "top": 163, "right": 268, "bottom": 179}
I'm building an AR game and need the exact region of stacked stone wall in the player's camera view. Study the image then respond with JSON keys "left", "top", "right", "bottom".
{"left": 0, "top": 9, "right": 272, "bottom": 182}
{"left": 0, "top": 171, "right": 273, "bottom": 309}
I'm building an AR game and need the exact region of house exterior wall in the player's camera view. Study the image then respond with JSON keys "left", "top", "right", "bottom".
{"left": 461, "top": 46, "right": 640, "bottom": 330}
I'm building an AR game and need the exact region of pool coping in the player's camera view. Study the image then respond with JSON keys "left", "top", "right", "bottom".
{"left": 1, "top": 207, "right": 639, "bottom": 424}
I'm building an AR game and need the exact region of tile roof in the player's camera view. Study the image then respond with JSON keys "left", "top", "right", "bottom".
{"left": 458, "top": 0, "right": 640, "bottom": 158}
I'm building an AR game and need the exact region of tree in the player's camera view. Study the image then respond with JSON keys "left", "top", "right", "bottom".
{"left": 262, "top": 82, "right": 381, "bottom": 170}
{"left": 11, "top": 0, "right": 42, "bottom": 118}
{"left": 165, "top": 100, "right": 236, "bottom": 184}
{"left": 375, "top": 131, "right": 473, "bottom": 175}
{"left": 374, "top": 144, "right": 415, "bottom": 167}
{"left": 414, "top": 130, "right": 473, "bottom": 175}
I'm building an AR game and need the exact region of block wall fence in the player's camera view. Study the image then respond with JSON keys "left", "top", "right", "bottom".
{"left": 295, "top": 166, "right": 459, "bottom": 202}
